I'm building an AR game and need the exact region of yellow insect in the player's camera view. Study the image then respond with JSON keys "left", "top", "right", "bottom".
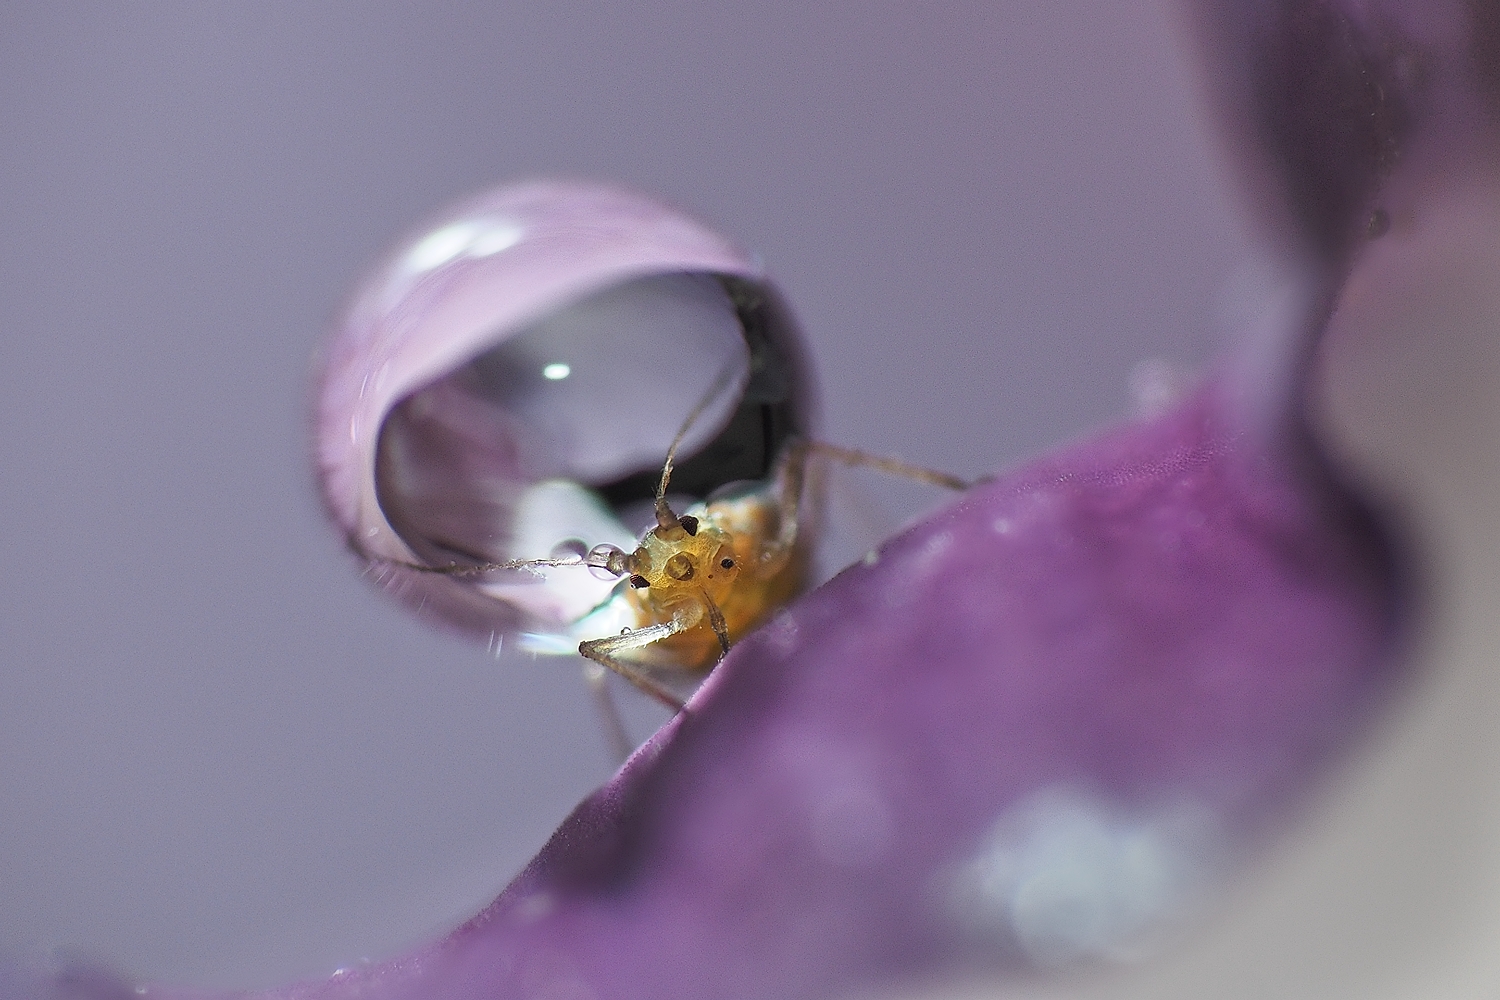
{"left": 394, "top": 380, "right": 966, "bottom": 753}
{"left": 396, "top": 431, "right": 960, "bottom": 743}
{"left": 576, "top": 430, "right": 967, "bottom": 709}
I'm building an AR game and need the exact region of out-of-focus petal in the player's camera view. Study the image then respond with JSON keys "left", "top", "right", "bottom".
{"left": 1187, "top": 0, "right": 1500, "bottom": 263}
{"left": 131, "top": 375, "right": 1402, "bottom": 1000}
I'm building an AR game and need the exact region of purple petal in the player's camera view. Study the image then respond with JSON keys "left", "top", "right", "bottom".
{"left": 1188, "top": 0, "right": 1500, "bottom": 260}
{"left": 130, "top": 377, "right": 1399, "bottom": 1000}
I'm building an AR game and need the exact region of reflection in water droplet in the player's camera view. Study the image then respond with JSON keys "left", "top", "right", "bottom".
{"left": 403, "top": 218, "right": 526, "bottom": 274}
{"left": 458, "top": 273, "right": 749, "bottom": 484}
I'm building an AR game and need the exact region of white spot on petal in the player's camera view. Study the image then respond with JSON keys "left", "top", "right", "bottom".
{"left": 764, "top": 610, "right": 800, "bottom": 656}
{"left": 512, "top": 890, "right": 556, "bottom": 923}
{"left": 946, "top": 787, "right": 1219, "bottom": 967}
{"left": 921, "top": 531, "right": 954, "bottom": 563}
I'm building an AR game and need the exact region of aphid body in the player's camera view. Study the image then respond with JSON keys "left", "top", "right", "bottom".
{"left": 496, "top": 434, "right": 958, "bottom": 714}
{"left": 566, "top": 438, "right": 812, "bottom": 707}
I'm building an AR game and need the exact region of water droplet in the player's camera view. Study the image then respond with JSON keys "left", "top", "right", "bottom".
{"left": 331, "top": 182, "right": 816, "bottom": 648}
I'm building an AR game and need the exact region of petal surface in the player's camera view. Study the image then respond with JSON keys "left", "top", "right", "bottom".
{"left": 140, "top": 380, "right": 1402, "bottom": 1000}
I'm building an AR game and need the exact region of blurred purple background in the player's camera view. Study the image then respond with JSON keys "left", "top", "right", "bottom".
{"left": 0, "top": 3, "right": 1254, "bottom": 989}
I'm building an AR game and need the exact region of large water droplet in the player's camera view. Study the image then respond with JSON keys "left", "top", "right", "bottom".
{"left": 319, "top": 181, "right": 815, "bottom": 648}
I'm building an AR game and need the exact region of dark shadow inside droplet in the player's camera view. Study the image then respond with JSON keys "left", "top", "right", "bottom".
{"left": 594, "top": 276, "right": 809, "bottom": 508}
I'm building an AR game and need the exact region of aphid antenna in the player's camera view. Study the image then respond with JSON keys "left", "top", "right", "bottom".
{"left": 654, "top": 360, "right": 745, "bottom": 530}
{"left": 381, "top": 555, "right": 587, "bottom": 579}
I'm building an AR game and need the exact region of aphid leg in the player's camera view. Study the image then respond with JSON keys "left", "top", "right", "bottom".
{"left": 700, "top": 589, "right": 731, "bottom": 656}
{"left": 771, "top": 438, "right": 816, "bottom": 553}
{"left": 802, "top": 441, "right": 971, "bottom": 491}
{"left": 767, "top": 438, "right": 970, "bottom": 562}
{"left": 581, "top": 661, "right": 635, "bottom": 763}
{"left": 579, "top": 619, "right": 692, "bottom": 711}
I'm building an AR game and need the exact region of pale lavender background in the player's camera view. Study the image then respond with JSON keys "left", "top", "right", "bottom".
{"left": 0, "top": 2, "right": 1252, "bottom": 990}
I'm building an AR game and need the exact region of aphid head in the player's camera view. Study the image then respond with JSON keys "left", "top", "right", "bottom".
{"left": 621, "top": 519, "right": 741, "bottom": 598}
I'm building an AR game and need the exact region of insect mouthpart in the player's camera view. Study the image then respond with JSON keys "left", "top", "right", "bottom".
{"left": 664, "top": 553, "right": 696, "bottom": 581}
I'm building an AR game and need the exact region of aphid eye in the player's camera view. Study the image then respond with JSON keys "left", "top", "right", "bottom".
{"left": 629, "top": 574, "right": 651, "bottom": 589}
{"left": 679, "top": 515, "right": 699, "bottom": 536}
{"left": 720, "top": 557, "right": 735, "bottom": 569}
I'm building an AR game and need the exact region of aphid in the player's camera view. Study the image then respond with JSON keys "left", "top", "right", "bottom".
{"left": 394, "top": 375, "right": 968, "bottom": 725}
{"left": 584, "top": 434, "right": 966, "bottom": 712}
